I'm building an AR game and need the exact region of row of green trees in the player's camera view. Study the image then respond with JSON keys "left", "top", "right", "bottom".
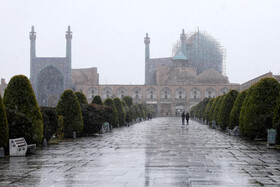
{"left": 0, "top": 75, "right": 151, "bottom": 151}
{"left": 191, "top": 78, "right": 280, "bottom": 142}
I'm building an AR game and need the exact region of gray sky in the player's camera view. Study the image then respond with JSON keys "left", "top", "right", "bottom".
{"left": 1, "top": 0, "right": 280, "bottom": 84}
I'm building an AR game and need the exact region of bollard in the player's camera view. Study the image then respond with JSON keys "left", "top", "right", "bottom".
{"left": 73, "top": 132, "right": 76, "bottom": 139}
{"left": 43, "top": 138, "right": 47, "bottom": 147}
{"left": 0, "top": 147, "right": 4, "bottom": 157}
{"left": 267, "top": 129, "right": 277, "bottom": 148}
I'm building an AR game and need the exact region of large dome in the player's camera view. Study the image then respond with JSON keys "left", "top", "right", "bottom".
{"left": 193, "top": 69, "right": 229, "bottom": 84}
{"left": 173, "top": 31, "right": 225, "bottom": 75}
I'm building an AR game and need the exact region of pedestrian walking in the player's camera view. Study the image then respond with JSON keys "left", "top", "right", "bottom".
{"left": 126, "top": 113, "right": 130, "bottom": 127}
{"left": 181, "top": 112, "right": 186, "bottom": 125}
{"left": 186, "top": 112, "right": 189, "bottom": 125}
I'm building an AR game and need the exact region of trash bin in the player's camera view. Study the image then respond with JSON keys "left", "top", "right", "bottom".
{"left": 267, "top": 129, "right": 277, "bottom": 145}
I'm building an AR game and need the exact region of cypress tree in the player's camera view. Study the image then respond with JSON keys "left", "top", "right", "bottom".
{"left": 3, "top": 75, "right": 43, "bottom": 144}
{"left": 75, "top": 91, "right": 88, "bottom": 105}
{"left": 273, "top": 94, "right": 280, "bottom": 143}
{"left": 204, "top": 98, "right": 214, "bottom": 124}
{"left": 212, "top": 95, "right": 225, "bottom": 124}
{"left": 242, "top": 78, "right": 280, "bottom": 139}
{"left": 56, "top": 89, "right": 83, "bottom": 138}
{"left": 113, "top": 98, "right": 125, "bottom": 126}
{"left": 122, "top": 96, "right": 133, "bottom": 106}
{"left": 0, "top": 95, "right": 8, "bottom": 148}
{"left": 229, "top": 90, "right": 247, "bottom": 130}
{"left": 104, "top": 98, "right": 119, "bottom": 127}
{"left": 217, "top": 90, "right": 239, "bottom": 130}
{"left": 92, "top": 95, "right": 103, "bottom": 105}
{"left": 208, "top": 96, "right": 220, "bottom": 123}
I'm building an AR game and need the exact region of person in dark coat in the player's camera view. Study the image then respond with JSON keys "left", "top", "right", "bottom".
{"left": 186, "top": 112, "right": 190, "bottom": 125}
{"left": 126, "top": 113, "right": 130, "bottom": 127}
{"left": 181, "top": 112, "right": 186, "bottom": 125}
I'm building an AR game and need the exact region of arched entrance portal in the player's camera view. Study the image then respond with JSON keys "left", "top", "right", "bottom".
{"left": 37, "top": 65, "right": 64, "bottom": 107}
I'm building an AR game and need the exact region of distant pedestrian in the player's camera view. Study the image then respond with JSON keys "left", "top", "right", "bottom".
{"left": 181, "top": 112, "right": 186, "bottom": 125}
{"left": 126, "top": 113, "right": 130, "bottom": 127}
{"left": 186, "top": 112, "right": 189, "bottom": 125}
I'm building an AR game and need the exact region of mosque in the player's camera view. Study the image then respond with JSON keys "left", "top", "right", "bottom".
{"left": 27, "top": 26, "right": 241, "bottom": 116}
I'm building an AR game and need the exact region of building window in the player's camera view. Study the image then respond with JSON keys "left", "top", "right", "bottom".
{"left": 136, "top": 90, "right": 139, "bottom": 94}
{"left": 194, "top": 90, "right": 197, "bottom": 99}
{"left": 150, "top": 91, "right": 153, "bottom": 99}
{"left": 92, "top": 90, "right": 94, "bottom": 94}
{"left": 179, "top": 91, "right": 182, "bottom": 99}
{"left": 106, "top": 90, "right": 110, "bottom": 98}
{"left": 136, "top": 95, "right": 139, "bottom": 99}
{"left": 164, "top": 91, "right": 168, "bottom": 99}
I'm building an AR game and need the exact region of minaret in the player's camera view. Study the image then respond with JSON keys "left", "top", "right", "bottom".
{"left": 180, "top": 29, "right": 187, "bottom": 57}
{"left": 65, "top": 25, "right": 72, "bottom": 89}
{"left": 144, "top": 33, "right": 150, "bottom": 60}
{"left": 29, "top": 26, "right": 36, "bottom": 85}
{"left": 144, "top": 33, "right": 151, "bottom": 85}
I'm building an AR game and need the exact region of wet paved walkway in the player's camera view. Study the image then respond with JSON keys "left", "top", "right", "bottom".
{"left": 1, "top": 118, "right": 280, "bottom": 186}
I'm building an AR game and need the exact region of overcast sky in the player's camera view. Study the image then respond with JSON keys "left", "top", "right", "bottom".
{"left": 1, "top": 0, "right": 280, "bottom": 85}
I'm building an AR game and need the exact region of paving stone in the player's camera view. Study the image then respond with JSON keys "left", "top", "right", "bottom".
{"left": 1, "top": 118, "right": 280, "bottom": 186}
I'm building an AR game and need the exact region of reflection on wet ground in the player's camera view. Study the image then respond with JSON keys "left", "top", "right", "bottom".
{"left": 1, "top": 118, "right": 280, "bottom": 186}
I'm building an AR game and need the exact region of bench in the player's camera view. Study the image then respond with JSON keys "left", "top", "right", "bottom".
{"left": 230, "top": 126, "right": 240, "bottom": 136}
{"left": 9, "top": 138, "right": 36, "bottom": 156}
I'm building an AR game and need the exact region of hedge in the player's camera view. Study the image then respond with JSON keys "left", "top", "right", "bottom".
{"left": 56, "top": 89, "right": 83, "bottom": 138}
{"left": 0, "top": 95, "right": 8, "bottom": 148}
{"left": 241, "top": 78, "right": 280, "bottom": 139}
{"left": 229, "top": 90, "right": 247, "bottom": 130}
{"left": 217, "top": 90, "right": 239, "bottom": 130}
{"left": 3, "top": 75, "right": 43, "bottom": 144}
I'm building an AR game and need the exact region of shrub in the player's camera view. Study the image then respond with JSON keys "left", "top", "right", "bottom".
{"left": 129, "top": 105, "right": 136, "bottom": 121}
{"left": 273, "top": 94, "right": 280, "bottom": 143}
{"left": 75, "top": 92, "right": 88, "bottom": 105}
{"left": 217, "top": 90, "right": 239, "bottom": 130}
{"left": 195, "top": 98, "right": 210, "bottom": 120}
{"left": 204, "top": 98, "right": 214, "bottom": 124}
{"left": 104, "top": 105, "right": 114, "bottom": 126}
{"left": 104, "top": 98, "right": 119, "bottom": 127}
{"left": 5, "top": 109, "right": 32, "bottom": 141}
{"left": 3, "top": 75, "right": 43, "bottom": 144}
{"left": 212, "top": 95, "right": 225, "bottom": 124}
{"left": 56, "top": 89, "right": 83, "bottom": 138}
{"left": 113, "top": 98, "right": 125, "bottom": 126}
{"left": 138, "top": 104, "right": 146, "bottom": 119}
{"left": 81, "top": 104, "right": 103, "bottom": 136}
{"left": 92, "top": 95, "right": 103, "bottom": 105}
{"left": 208, "top": 96, "right": 220, "bottom": 123}
{"left": 122, "top": 96, "right": 133, "bottom": 106}
{"left": 229, "top": 90, "right": 247, "bottom": 130}
{"left": 134, "top": 104, "right": 141, "bottom": 119}
{"left": 241, "top": 78, "right": 280, "bottom": 139}
{"left": 56, "top": 115, "right": 64, "bottom": 139}
{"left": 40, "top": 106, "right": 58, "bottom": 142}
{"left": 0, "top": 95, "right": 8, "bottom": 148}
{"left": 239, "top": 85, "right": 256, "bottom": 136}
